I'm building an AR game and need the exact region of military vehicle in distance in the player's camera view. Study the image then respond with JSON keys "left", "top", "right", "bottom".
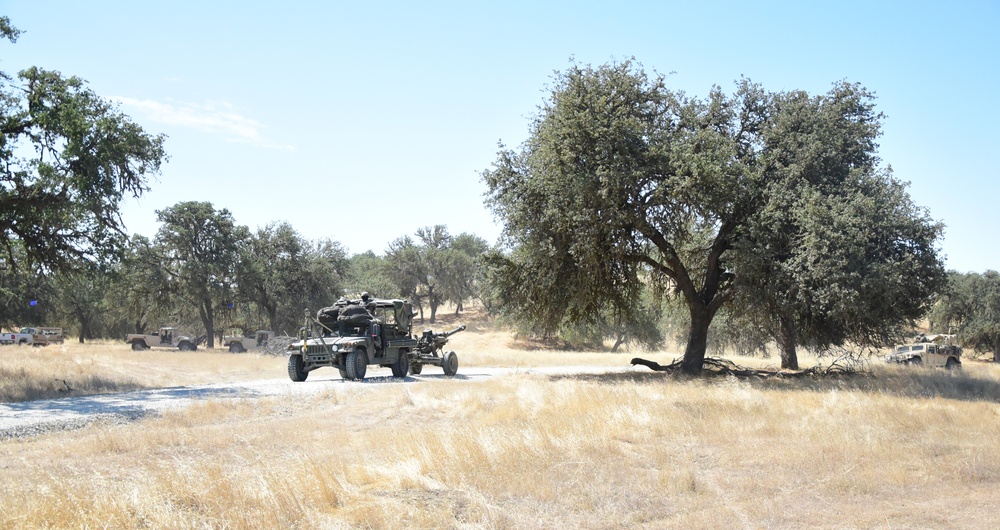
{"left": 126, "top": 327, "right": 202, "bottom": 351}
{"left": 0, "top": 327, "right": 64, "bottom": 346}
{"left": 886, "top": 334, "right": 962, "bottom": 369}
{"left": 222, "top": 330, "right": 275, "bottom": 353}
{"left": 287, "top": 297, "right": 465, "bottom": 381}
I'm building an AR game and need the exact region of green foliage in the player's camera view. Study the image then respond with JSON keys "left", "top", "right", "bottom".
{"left": 0, "top": 39, "right": 167, "bottom": 271}
{"left": 932, "top": 271, "right": 1000, "bottom": 359}
{"left": 104, "top": 235, "right": 173, "bottom": 334}
{"left": 52, "top": 266, "right": 113, "bottom": 343}
{"left": 483, "top": 60, "right": 944, "bottom": 373}
{"left": 0, "top": 16, "right": 22, "bottom": 44}
{"left": 0, "top": 245, "right": 54, "bottom": 329}
{"left": 384, "top": 225, "right": 486, "bottom": 323}
{"left": 728, "top": 83, "right": 946, "bottom": 368}
{"left": 236, "top": 222, "right": 347, "bottom": 334}
{"left": 156, "top": 202, "right": 247, "bottom": 347}
{"left": 344, "top": 251, "right": 397, "bottom": 300}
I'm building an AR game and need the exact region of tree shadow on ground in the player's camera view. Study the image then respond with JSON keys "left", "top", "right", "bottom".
{"left": 548, "top": 363, "right": 1000, "bottom": 405}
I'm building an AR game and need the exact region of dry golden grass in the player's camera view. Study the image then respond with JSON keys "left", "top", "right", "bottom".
{"left": 0, "top": 340, "right": 287, "bottom": 403}
{"left": 5, "top": 310, "right": 1000, "bottom": 527}
{"left": 4, "top": 358, "right": 1000, "bottom": 528}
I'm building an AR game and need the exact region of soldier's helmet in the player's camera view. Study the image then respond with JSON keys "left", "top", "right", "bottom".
{"left": 361, "top": 291, "right": 370, "bottom": 302}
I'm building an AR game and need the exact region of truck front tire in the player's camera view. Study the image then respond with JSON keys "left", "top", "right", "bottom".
{"left": 288, "top": 354, "right": 307, "bottom": 382}
{"left": 345, "top": 350, "right": 368, "bottom": 381}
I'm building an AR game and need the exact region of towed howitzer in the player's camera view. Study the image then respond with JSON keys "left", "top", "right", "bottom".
{"left": 410, "top": 325, "right": 466, "bottom": 376}
{"left": 416, "top": 325, "right": 466, "bottom": 354}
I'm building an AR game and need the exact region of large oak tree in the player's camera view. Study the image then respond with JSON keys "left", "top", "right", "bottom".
{"left": 483, "top": 60, "right": 944, "bottom": 374}
{"left": 156, "top": 202, "right": 247, "bottom": 348}
{"left": 0, "top": 18, "right": 167, "bottom": 272}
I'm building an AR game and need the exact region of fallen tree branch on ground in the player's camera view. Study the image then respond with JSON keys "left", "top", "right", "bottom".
{"left": 630, "top": 355, "right": 868, "bottom": 378}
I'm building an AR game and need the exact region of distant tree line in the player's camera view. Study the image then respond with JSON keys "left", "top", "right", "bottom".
{"left": 0, "top": 202, "right": 490, "bottom": 345}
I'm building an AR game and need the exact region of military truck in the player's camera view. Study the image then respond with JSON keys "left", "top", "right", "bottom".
{"left": 126, "top": 327, "right": 202, "bottom": 351}
{"left": 287, "top": 297, "right": 465, "bottom": 381}
{"left": 0, "top": 327, "right": 64, "bottom": 346}
{"left": 886, "top": 334, "right": 962, "bottom": 369}
{"left": 222, "top": 330, "right": 275, "bottom": 353}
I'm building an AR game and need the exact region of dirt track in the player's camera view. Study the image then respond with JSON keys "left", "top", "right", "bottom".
{"left": 0, "top": 365, "right": 638, "bottom": 439}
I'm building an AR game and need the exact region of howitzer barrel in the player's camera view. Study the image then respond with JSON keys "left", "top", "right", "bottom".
{"left": 442, "top": 325, "right": 466, "bottom": 338}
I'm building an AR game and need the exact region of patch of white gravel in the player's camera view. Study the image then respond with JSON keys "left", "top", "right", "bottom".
{"left": 0, "top": 365, "right": 642, "bottom": 439}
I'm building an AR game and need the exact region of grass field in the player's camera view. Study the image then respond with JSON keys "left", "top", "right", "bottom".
{"left": 3, "top": 319, "right": 1000, "bottom": 528}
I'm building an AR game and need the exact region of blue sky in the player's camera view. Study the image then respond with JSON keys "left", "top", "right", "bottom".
{"left": 3, "top": 1, "right": 998, "bottom": 272}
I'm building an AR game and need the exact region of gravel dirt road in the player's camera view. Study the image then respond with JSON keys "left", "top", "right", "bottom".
{"left": 0, "top": 365, "right": 639, "bottom": 439}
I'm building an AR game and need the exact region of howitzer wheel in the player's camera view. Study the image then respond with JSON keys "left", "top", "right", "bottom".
{"left": 409, "top": 363, "right": 423, "bottom": 375}
{"left": 288, "top": 354, "right": 308, "bottom": 382}
{"left": 442, "top": 351, "right": 458, "bottom": 376}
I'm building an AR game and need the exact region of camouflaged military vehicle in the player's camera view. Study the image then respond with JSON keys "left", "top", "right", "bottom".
{"left": 287, "top": 297, "right": 465, "bottom": 381}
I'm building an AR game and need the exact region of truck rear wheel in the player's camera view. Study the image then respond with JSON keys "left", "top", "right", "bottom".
{"left": 288, "top": 354, "right": 307, "bottom": 382}
{"left": 946, "top": 357, "right": 961, "bottom": 370}
{"left": 442, "top": 351, "right": 459, "bottom": 376}
{"left": 391, "top": 349, "right": 410, "bottom": 378}
{"left": 345, "top": 350, "right": 368, "bottom": 381}
{"left": 178, "top": 341, "right": 195, "bottom": 352}
{"left": 908, "top": 356, "right": 922, "bottom": 366}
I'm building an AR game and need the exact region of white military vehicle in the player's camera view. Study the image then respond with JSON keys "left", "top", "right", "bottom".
{"left": 125, "top": 327, "right": 202, "bottom": 351}
{"left": 222, "top": 330, "right": 274, "bottom": 353}
{"left": 0, "top": 327, "right": 64, "bottom": 346}
{"left": 886, "top": 334, "right": 962, "bottom": 369}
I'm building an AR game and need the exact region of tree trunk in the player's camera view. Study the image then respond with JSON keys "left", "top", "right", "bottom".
{"left": 267, "top": 306, "right": 279, "bottom": 335}
{"left": 77, "top": 316, "right": 92, "bottom": 344}
{"left": 455, "top": 301, "right": 462, "bottom": 317}
{"left": 778, "top": 314, "right": 799, "bottom": 370}
{"left": 200, "top": 298, "right": 216, "bottom": 348}
{"left": 681, "top": 303, "right": 711, "bottom": 375}
{"left": 994, "top": 338, "right": 1000, "bottom": 364}
{"left": 611, "top": 334, "right": 626, "bottom": 353}
{"left": 429, "top": 292, "right": 440, "bottom": 324}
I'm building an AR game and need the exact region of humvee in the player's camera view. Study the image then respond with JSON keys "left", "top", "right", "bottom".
{"left": 126, "top": 327, "right": 201, "bottom": 351}
{"left": 886, "top": 334, "right": 962, "bottom": 369}
{"left": 287, "top": 298, "right": 464, "bottom": 381}
{"left": 222, "top": 330, "right": 274, "bottom": 353}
